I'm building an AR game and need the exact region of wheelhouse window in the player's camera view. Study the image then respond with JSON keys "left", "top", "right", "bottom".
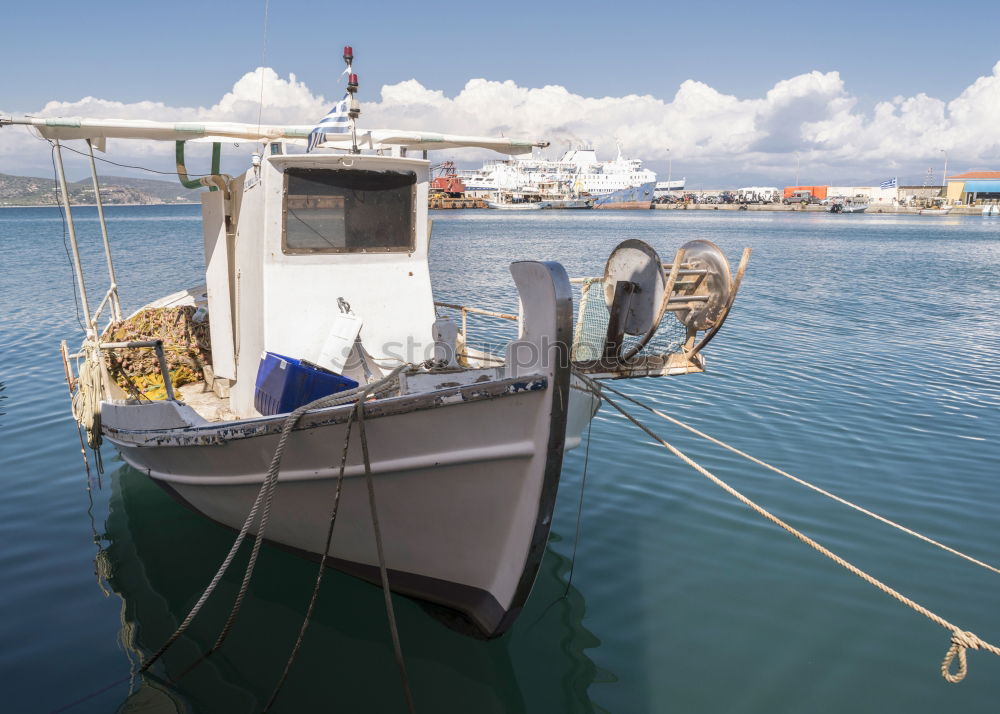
{"left": 282, "top": 168, "right": 416, "bottom": 254}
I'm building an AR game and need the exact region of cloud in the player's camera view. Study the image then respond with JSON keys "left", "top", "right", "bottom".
{"left": 4, "top": 63, "right": 1000, "bottom": 184}
{"left": 0, "top": 68, "right": 328, "bottom": 171}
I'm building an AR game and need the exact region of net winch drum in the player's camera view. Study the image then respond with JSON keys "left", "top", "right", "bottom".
{"left": 670, "top": 239, "right": 733, "bottom": 331}
{"left": 600, "top": 238, "right": 734, "bottom": 359}
{"left": 602, "top": 239, "right": 666, "bottom": 336}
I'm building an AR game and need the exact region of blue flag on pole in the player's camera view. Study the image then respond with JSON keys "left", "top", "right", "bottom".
{"left": 879, "top": 177, "right": 898, "bottom": 189}
{"left": 307, "top": 93, "right": 350, "bottom": 152}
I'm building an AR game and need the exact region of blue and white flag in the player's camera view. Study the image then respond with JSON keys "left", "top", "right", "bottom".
{"left": 307, "top": 93, "right": 350, "bottom": 152}
{"left": 879, "top": 176, "right": 898, "bottom": 189}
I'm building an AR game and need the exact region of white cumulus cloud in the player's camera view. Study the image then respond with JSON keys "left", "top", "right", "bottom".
{"left": 4, "top": 63, "right": 1000, "bottom": 185}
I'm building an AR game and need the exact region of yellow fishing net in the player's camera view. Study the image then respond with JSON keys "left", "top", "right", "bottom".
{"left": 102, "top": 306, "right": 212, "bottom": 400}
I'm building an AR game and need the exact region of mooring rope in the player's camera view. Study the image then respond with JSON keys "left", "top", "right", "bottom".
{"left": 264, "top": 370, "right": 417, "bottom": 712}
{"left": 356, "top": 389, "right": 418, "bottom": 714}
{"left": 53, "top": 367, "right": 418, "bottom": 713}
{"left": 597, "top": 380, "right": 1000, "bottom": 578}
{"left": 575, "top": 374, "right": 1000, "bottom": 683}
{"left": 141, "top": 365, "right": 408, "bottom": 675}
{"left": 565, "top": 403, "right": 595, "bottom": 597}
{"left": 263, "top": 406, "right": 357, "bottom": 711}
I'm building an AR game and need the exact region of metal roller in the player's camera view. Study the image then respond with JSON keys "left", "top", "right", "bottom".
{"left": 669, "top": 239, "right": 733, "bottom": 331}
{"left": 602, "top": 239, "right": 666, "bottom": 336}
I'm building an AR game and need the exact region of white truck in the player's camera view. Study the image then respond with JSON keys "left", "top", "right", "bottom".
{"left": 736, "top": 187, "right": 780, "bottom": 204}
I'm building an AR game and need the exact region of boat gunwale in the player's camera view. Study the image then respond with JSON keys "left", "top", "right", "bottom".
{"left": 103, "top": 373, "right": 548, "bottom": 448}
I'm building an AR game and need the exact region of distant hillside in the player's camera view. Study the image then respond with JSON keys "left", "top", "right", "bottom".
{"left": 0, "top": 173, "right": 203, "bottom": 206}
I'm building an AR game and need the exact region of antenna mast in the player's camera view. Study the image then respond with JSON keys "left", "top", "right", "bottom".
{"left": 344, "top": 46, "right": 360, "bottom": 154}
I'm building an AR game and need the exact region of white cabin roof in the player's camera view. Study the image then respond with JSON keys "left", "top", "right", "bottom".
{"left": 0, "top": 116, "right": 546, "bottom": 155}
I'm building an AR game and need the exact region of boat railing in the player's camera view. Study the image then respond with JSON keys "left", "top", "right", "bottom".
{"left": 433, "top": 302, "right": 518, "bottom": 366}
{"left": 433, "top": 302, "right": 517, "bottom": 331}
{"left": 435, "top": 270, "right": 702, "bottom": 377}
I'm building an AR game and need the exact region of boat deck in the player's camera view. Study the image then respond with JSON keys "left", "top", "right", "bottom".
{"left": 177, "top": 381, "right": 236, "bottom": 422}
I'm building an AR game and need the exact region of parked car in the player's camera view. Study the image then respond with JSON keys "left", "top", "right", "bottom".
{"left": 783, "top": 190, "right": 823, "bottom": 205}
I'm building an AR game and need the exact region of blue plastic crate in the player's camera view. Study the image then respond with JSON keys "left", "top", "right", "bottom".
{"left": 254, "top": 352, "right": 358, "bottom": 416}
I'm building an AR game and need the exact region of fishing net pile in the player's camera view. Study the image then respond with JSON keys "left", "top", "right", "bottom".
{"left": 102, "top": 306, "right": 212, "bottom": 400}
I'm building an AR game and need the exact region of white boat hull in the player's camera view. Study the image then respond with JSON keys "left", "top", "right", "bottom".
{"left": 108, "top": 379, "right": 552, "bottom": 635}
{"left": 485, "top": 200, "right": 547, "bottom": 210}
{"left": 828, "top": 202, "right": 867, "bottom": 213}
{"left": 100, "top": 260, "right": 579, "bottom": 638}
{"left": 542, "top": 198, "right": 594, "bottom": 209}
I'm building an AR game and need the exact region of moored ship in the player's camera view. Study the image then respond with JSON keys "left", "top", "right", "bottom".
{"left": 593, "top": 181, "right": 657, "bottom": 209}
{"left": 459, "top": 145, "right": 656, "bottom": 203}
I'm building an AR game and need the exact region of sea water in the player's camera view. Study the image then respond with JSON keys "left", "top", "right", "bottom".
{"left": 1, "top": 205, "right": 998, "bottom": 712}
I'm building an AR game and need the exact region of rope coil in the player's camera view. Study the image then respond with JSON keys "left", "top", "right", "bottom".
{"left": 71, "top": 349, "right": 103, "bottom": 450}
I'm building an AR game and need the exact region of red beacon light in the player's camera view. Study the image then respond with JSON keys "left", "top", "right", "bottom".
{"left": 343, "top": 46, "right": 353, "bottom": 60}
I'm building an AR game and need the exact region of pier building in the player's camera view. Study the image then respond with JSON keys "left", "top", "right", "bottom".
{"left": 944, "top": 171, "right": 1000, "bottom": 204}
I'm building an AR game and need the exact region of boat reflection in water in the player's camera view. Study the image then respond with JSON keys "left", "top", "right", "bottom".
{"left": 100, "top": 464, "right": 605, "bottom": 712}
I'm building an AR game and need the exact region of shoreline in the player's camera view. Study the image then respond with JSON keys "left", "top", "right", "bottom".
{"left": 0, "top": 202, "right": 199, "bottom": 208}
{"left": 3, "top": 202, "right": 983, "bottom": 215}
{"left": 651, "top": 203, "right": 984, "bottom": 214}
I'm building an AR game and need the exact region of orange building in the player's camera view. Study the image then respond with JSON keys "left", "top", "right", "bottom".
{"left": 782, "top": 185, "right": 828, "bottom": 200}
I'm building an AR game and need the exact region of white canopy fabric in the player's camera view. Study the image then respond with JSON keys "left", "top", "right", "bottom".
{"left": 0, "top": 116, "right": 547, "bottom": 155}
{"left": 317, "top": 130, "right": 543, "bottom": 155}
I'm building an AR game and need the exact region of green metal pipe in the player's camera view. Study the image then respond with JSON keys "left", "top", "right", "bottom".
{"left": 212, "top": 141, "right": 221, "bottom": 176}
{"left": 175, "top": 140, "right": 221, "bottom": 191}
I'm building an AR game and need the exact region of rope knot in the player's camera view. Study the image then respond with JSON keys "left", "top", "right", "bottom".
{"left": 941, "top": 630, "right": 982, "bottom": 683}
{"left": 952, "top": 630, "right": 982, "bottom": 651}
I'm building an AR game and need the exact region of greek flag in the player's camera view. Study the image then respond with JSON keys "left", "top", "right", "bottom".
{"left": 879, "top": 177, "right": 898, "bottom": 189}
{"left": 307, "top": 93, "right": 350, "bottom": 152}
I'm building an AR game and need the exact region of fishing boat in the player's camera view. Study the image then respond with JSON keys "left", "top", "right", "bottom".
{"left": 918, "top": 198, "right": 952, "bottom": 215}
{"left": 1, "top": 95, "right": 747, "bottom": 639}
{"left": 542, "top": 198, "right": 592, "bottom": 209}
{"left": 593, "top": 181, "right": 657, "bottom": 209}
{"left": 485, "top": 197, "right": 548, "bottom": 209}
{"left": 538, "top": 179, "right": 594, "bottom": 209}
{"left": 828, "top": 197, "right": 868, "bottom": 214}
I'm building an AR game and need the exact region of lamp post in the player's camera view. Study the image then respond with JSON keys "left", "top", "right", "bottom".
{"left": 940, "top": 149, "right": 948, "bottom": 196}
{"left": 666, "top": 148, "right": 672, "bottom": 193}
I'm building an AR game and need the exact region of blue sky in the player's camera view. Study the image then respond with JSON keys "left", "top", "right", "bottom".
{"left": 5, "top": 0, "right": 998, "bottom": 106}
{"left": 4, "top": 0, "right": 1000, "bottom": 185}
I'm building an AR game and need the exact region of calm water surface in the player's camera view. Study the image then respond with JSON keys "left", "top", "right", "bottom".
{"left": 1, "top": 205, "right": 998, "bottom": 713}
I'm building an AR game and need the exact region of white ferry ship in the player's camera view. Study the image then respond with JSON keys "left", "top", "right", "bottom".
{"left": 459, "top": 146, "right": 657, "bottom": 198}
